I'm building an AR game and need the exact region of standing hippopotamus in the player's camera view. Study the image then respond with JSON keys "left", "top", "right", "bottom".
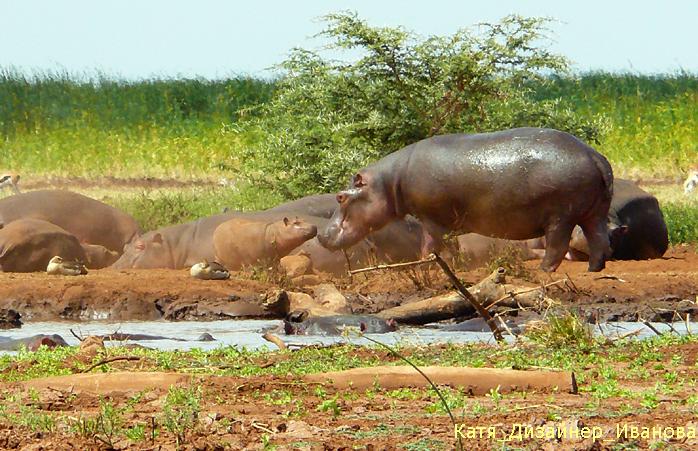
{"left": 0, "top": 219, "right": 87, "bottom": 272}
{"left": 0, "top": 190, "right": 141, "bottom": 253}
{"left": 319, "top": 128, "right": 614, "bottom": 272}
{"left": 213, "top": 217, "right": 317, "bottom": 270}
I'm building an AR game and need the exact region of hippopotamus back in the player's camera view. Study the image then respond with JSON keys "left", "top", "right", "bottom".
{"left": 0, "top": 190, "right": 141, "bottom": 253}
{"left": 0, "top": 218, "right": 87, "bottom": 272}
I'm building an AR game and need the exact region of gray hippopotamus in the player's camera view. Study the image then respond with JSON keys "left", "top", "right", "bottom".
{"left": 319, "top": 128, "right": 614, "bottom": 272}
{"left": 522, "top": 179, "right": 668, "bottom": 261}
{"left": 0, "top": 190, "right": 141, "bottom": 253}
{"left": 0, "top": 219, "right": 87, "bottom": 272}
{"left": 111, "top": 213, "right": 236, "bottom": 269}
{"left": 0, "top": 334, "right": 68, "bottom": 351}
{"left": 569, "top": 179, "right": 668, "bottom": 260}
{"left": 265, "top": 194, "right": 338, "bottom": 219}
{"left": 213, "top": 217, "right": 318, "bottom": 270}
{"left": 283, "top": 315, "right": 398, "bottom": 336}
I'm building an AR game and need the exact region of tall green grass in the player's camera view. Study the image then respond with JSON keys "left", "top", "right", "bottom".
{"left": 0, "top": 69, "right": 272, "bottom": 178}
{"left": 533, "top": 72, "right": 698, "bottom": 177}
{"left": 0, "top": 69, "right": 695, "bottom": 179}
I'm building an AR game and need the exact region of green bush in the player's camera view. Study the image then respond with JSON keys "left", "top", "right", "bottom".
{"left": 240, "top": 12, "right": 605, "bottom": 198}
{"left": 663, "top": 203, "right": 698, "bottom": 244}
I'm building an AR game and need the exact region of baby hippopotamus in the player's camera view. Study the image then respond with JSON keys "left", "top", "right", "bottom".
{"left": 319, "top": 128, "right": 614, "bottom": 272}
{"left": 213, "top": 217, "right": 317, "bottom": 270}
{"left": 283, "top": 315, "right": 398, "bottom": 336}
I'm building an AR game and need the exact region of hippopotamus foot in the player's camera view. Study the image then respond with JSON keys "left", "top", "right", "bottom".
{"left": 539, "top": 221, "right": 576, "bottom": 272}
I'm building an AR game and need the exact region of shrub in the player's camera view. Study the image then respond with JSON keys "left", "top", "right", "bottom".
{"left": 241, "top": 12, "right": 605, "bottom": 198}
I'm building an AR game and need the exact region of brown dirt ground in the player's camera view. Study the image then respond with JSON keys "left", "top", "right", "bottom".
{"left": 0, "top": 246, "right": 696, "bottom": 323}
{"left": 0, "top": 340, "right": 697, "bottom": 450}
{"left": 0, "top": 245, "right": 696, "bottom": 449}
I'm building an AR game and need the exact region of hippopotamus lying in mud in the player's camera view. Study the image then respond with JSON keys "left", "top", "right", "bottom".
{"left": 265, "top": 194, "right": 338, "bottom": 219}
{"left": 319, "top": 128, "right": 614, "bottom": 272}
{"left": 0, "top": 219, "right": 87, "bottom": 272}
{"left": 0, "top": 219, "right": 119, "bottom": 272}
{"left": 567, "top": 179, "right": 668, "bottom": 260}
{"left": 283, "top": 315, "right": 398, "bottom": 336}
{"left": 214, "top": 217, "right": 318, "bottom": 270}
{"left": 0, "top": 190, "right": 141, "bottom": 253}
{"left": 113, "top": 208, "right": 423, "bottom": 273}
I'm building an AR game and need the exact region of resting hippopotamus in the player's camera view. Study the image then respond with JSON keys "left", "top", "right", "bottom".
{"left": 0, "top": 219, "right": 87, "bottom": 272}
{"left": 111, "top": 213, "right": 236, "bottom": 269}
{"left": 283, "top": 315, "right": 398, "bottom": 336}
{"left": 265, "top": 194, "right": 338, "bottom": 219}
{"left": 0, "top": 190, "right": 141, "bottom": 253}
{"left": 525, "top": 179, "right": 668, "bottom": 261}
{"left": 319, "top": 128, "right": 614, "bottom": 272}
{"left": 214, "top": 217, "right": 318, "bottom": 270}
{"left": 81, "top": 243, "right": 120, "bottom": 269}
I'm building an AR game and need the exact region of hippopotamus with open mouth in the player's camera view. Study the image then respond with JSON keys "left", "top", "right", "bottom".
{"left": 319, "top": 128, "right": 614, "bottom": 272}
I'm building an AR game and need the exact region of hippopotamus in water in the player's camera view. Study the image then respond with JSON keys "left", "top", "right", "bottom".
{"left": 0, "top": 334, "right": 68, "bottom": 351}
{"left": 319, "top": 128, "right": 614, "bottom": 272}
{"left": 283, "top": 315, "right": 398, "bottom": 336}
{"left": 0, "top": 190, "right": 141, "bottom": 253}
{"left": 0, "top": 219, "right": 87, "bottom": 272}
{"left": 213, "top": 217, "right": 318, "bottom": 270}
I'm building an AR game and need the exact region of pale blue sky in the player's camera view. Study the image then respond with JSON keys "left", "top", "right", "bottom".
{"left": 1, "top": 0, "right": 695, "bottom": 79}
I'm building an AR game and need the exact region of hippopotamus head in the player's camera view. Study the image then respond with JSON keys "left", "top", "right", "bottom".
{"left": 319, "top": 172, "right": 395, "bottom": 250}
{"left": 111, "top": 232, "right": 169, "bottom": 269}
{"left": 272, "top": 217, "right": 318, "bottom": 255}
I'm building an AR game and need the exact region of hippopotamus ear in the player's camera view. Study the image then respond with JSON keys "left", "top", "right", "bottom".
{"left": 353, "top": 173, "right": 366, "bottom": 188}
{"left": 283, "top": 217, "right": 289, "bottom": 226}
{"left": 152, "top": 233, "right": 163, "bottom": 245}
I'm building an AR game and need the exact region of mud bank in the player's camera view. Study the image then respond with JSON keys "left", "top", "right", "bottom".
{"left": 0, "top": 247, "right": 695, "bottom": 323}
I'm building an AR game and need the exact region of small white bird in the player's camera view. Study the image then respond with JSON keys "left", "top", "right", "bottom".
{"left": 190, "top": 260, "right": 230, "bottom": 280}
{"left": 0, "top": 172, "right": 20, "bottom": 195}
{"left": 46, "top": 256, "right": 88, "bottom": 276}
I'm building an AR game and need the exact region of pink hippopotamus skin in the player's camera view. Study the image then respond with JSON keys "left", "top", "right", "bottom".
{"left": 213, "top": 217, "right": 318, "bottom": 270}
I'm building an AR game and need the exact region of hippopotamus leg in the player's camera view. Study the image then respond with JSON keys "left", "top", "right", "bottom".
{"left": 579, "top": 215, "right": 611, "bottom": 272}
{"left": 540, "top": 221, "right": 576, "bottom": 272}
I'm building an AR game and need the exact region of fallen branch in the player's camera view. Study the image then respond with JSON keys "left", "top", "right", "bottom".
{"left": 487, "top": 279, "right": 567, "bottom": 309}
{"left": 640, "top": 318, "right": 662, "bottom": 336}
{"left": 349, "top": 254, "right": 436, "bottom": 275}
{"left": 648, "top": 306, "right": 680, "bottom": 335}
{"left": 431, "top": 253, "right": 504, "bottom": 342}
{"left": 262, "top": 332, "right": 287, "bottom": 350}
{"left": 80, "top": 356, "right": 141, "bottom": 373}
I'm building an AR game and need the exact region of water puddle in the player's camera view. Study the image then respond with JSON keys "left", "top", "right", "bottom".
{"left": 0, "top": 320, "right": 694, "bottom": 354}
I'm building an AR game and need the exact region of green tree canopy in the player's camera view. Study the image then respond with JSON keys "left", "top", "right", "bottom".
{"left": 240, "top": 12, "right": 606, "bottom": 198}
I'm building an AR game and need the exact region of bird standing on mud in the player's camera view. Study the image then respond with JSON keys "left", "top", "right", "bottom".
{"left": 46, "top": 256, "right": 88, "bottom": 276}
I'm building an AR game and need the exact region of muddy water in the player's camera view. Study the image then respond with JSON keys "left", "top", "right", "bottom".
{"left": 1, "top": 320, "right": 695, "bottom": 354}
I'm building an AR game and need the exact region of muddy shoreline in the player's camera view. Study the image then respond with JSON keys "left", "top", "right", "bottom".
{"left": 0, "top": 246, "right": 695, "bottom": 325}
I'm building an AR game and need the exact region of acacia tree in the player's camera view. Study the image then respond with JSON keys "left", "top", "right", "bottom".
{"left": 240, "top": 12, "right": 605, "bottom": 198}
